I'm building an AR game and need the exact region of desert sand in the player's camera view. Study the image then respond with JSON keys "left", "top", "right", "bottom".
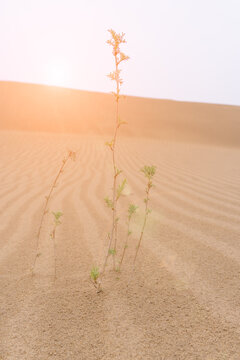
{"left": 0, "top": 82, "right": 240, "bottom": 359}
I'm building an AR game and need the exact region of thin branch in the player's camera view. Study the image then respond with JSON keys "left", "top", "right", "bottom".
{"left": 32, "top": 150, "right": 75, "bottom": 275}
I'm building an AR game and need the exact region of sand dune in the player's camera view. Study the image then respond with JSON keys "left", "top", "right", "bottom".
{"left": 0, "top": 83, "right": 240, "bottom": 359}
{"left": 1, "top": 81, "right": 240, "bottom": 146}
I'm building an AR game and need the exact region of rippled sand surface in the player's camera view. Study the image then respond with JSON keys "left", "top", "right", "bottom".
{"left": 0, "top": 128, "right": 240, "bottom": 359}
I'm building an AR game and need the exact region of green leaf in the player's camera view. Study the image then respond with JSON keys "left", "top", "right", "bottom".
{"left": 52, "top": 211, "right": 63, "bottom": 219}
{"left": 104, "top": 197, "right": 113, "bottom": 209}
{"left": 105, "top": 139, "right": 114, "bottom": 150}
{"left": 128, "top": 204, "right": 138, "bottom": 216}
{"left": 52, "top": 211, "right": 63, "bottom": 225}
{"left": 117, "top": 116, "right": 128, "bottom": 128}
{"left": 116, "top": 179, "right": 127, "bottom": 200}
{"left": 141, "top": 165, "right": 156, "bottom": 179}
{"left": 115, "top": 168, "right": 122, "bottom": 177}
{"left": 90, "top": 266, "right": 99, "bottom": 283}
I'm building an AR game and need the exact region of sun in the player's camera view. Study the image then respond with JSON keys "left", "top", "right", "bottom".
{"left": 44, "top": 59, "right": 70, "bottom": 88}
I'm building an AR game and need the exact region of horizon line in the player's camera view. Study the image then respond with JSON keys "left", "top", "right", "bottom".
{"left": 1, "top": 79, "right": 239, "bottom": 108}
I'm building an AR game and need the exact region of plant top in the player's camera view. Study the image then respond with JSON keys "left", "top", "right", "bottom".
{"left": 107, "top": 29, "right": 129, "bottom": 102}
{"left": 107, "top": 29, "right": 129, "bottom": 62}
{"left": 52, "top": 211, "right": 63, "bottom": 225}
{"left": 128, "top": 204, "right": 138, "bottom": 217}
{"left": 141, "top": 165, "right": 156, "bottom": 180}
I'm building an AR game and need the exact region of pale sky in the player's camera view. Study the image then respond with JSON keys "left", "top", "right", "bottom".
{"left": 1, "top": 0, "right": 240, "bottom": 105}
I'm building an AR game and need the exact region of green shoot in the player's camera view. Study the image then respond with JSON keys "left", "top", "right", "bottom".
{"left": 108, "top": 249, "right": 116, "bottom": 255}
{"left": 119, "top": 204, "right": 138, "bottom": 271}
{"left": 116, "top": 179, "right": 127, "bottom": 201}
{"left": 133, "top": 166, "right": 156, "bottom": 265}
{"left": 90, "top": 266, "right": 99, "bottom": 284}
{"left": 52, "top": 211, "right": 63, "bottom": 225}
{"left": 141, "top": 165, "right": 156, "bottom": 180}
{"left": 104, "top": 197, "right": 114, "bottom": 209}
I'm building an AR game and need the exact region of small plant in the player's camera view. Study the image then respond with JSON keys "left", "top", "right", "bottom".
{"left": 133, "top": 166, "right": 156, "bottom": 265}
{"left": 119, "top": 204, "right": 138, "bottom": 271}
{"left": 32, "top": 150, "right": 76, "bottom": 275}
{"left": 97, "top": 29, "right": 129, "bottom": 292}
{"left": 50, "top": 211, "right": 63, "bottom": 280}
{"left": 90, "top": 266, "right": 100, "bottom": 287}
{"left": 93, "top": 31, "right": 156, "bottom": 293}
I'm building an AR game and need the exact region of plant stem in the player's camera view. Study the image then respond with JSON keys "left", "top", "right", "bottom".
{"left": 133, "top": 182, "right": 151, "bottom": 266}
{"left": 51, "top": 225, "right": 57, "bottom": 281}
{"left": 119, "top": 215, "right": 132, "bottom": 271}
{"left": 97, "top": 233, "right": 111, "bottom": 292}
{"left": 104, "top": 43, "right": 121, "bottom": 271}
{"left": 32, "top": 151, "right": 72, "bottom": 275}
{"left": 111, "top": 55, "right": 120, "bottom": 269}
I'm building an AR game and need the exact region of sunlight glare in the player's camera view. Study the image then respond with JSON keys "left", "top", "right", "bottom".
{"left": 44, "top": 60, "right": 70, "bottom": 88}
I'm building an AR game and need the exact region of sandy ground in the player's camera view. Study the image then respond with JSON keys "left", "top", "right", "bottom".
{"left": 0, "top": 129, "right": 240, "bottom": 359}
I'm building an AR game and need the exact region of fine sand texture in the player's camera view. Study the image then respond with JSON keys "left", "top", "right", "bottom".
{"left": 0, "top": 83, "right": 240, "bottom": 359}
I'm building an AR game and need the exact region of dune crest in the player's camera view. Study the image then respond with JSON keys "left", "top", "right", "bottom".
{"left": 1, "top": 81, "right": 240, "bottom": 146}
